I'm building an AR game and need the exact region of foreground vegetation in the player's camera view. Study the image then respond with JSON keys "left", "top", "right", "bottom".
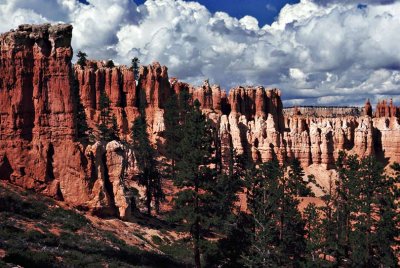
{"left": 0, "top": 183, "right": 185, "bottom": 268}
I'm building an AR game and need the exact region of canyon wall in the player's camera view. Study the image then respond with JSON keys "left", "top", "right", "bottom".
{"left": 1, "top": 24, "right": 399, "bottom": 218}
{"left": 0, "top": 24, "right": 131, "bottom": 219}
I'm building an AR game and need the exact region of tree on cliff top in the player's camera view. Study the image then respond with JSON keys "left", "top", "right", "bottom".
{"left": 131, "top": 57, "right": 140, "bottom": 81}
{"left": 76, "top": 51, "right": 87, "bottom": 67}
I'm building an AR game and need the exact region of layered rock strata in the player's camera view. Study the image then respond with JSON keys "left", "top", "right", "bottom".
{"left": 1, "top": 24, "right": 400, "bottom": 216}
{"left": 0, "top": 24, "right": 131, "bottom": 219}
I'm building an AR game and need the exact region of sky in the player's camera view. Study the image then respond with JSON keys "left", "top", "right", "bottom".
{"left": 1, "top": 0, "right": 400, "bottom": 107}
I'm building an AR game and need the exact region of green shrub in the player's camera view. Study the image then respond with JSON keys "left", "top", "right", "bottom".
{"left": 0, "top": 191, "right": 47, "bottom": 219}
{"left": 159, "top": 240, "right": 193, "bottom": 265}
{"left": 4, "top": 249, "right": 55, "bottom": 268}
{"left": 151, "top": 235, "right": 163, "bottom": 245}
{"left": 45, "top": 207, "right": 89, "bottom": 231}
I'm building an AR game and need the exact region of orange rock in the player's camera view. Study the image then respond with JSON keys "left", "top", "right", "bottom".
{"left": 1, "top": 24, "right": 400, "bottom": 219}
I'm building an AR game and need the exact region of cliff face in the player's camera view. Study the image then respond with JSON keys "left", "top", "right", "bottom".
{"left": 1, "top": 24, "right": 400, "bottom": 217}
{"left": 0, "top": 24, "right": 131, "bottom": 219}
{"left": 74, "top": 60, "right": 172, "bottom": 145}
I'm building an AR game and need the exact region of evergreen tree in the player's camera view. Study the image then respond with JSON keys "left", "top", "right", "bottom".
{"left": 288, "top": 158, "right": 314, "bottom": 197}
{"left": 317, "top": 176, "right": 338, "bottom": 263}
{"left": 76, "top": 51, "right": 87, "bottom": 67}
{"left": 72, "top": 77, "right": 92, "bottom": 144}
{"left": 374, "top": 162, "right": 400, "bottom": 267}
{"left": 169, "top": 100, "right": 219, "bottom": 268}
{"left": 303, "top": 203, "right": 326, "bottom": 265}
{"left": 334, "top": 152, "right": 360, "bottom": 264}
{"left": 243, "top": 159, "right": 306, "bottom": 267}
{"left": 209, "top": 212, "right": 253, "bottom": 268}
{"left": 131, "top": 87, "right": 163, "bottom": 215}
{"left": 349, "top": 156, "right": 399, "bottom": 266}
{"left": 164, "top": 90, "right": 192, "bottom": 179}
{"left": 131, "top": 57, "right": 140, "bottom": 81}
{"left": 319, "top": 152, "right": 400, "bottom": 266}
{"left": 97, "top": 91, "right": 118, "bottom": 142}
{"left": 164, "top": 93, "right": 181, "bottom": 180}
{"left": 131, "top": 114, "right": 163, "bottom": 215}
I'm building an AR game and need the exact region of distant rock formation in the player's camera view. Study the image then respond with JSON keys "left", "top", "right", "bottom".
{"left": 283, "top": 106, "right": 363, "bottom": 117}
{"left": 364, "top": 99, "right": 372, "bottom": 117}
{"left": 1, "top": 24, "right": 399, "bottom": 217}
{"left": 375, "top": 98, "right": 399, "bottom": 118}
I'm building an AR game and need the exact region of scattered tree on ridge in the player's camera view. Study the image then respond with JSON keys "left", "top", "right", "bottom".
{"left": 131, "top": 57, "right": 140, "bottom": 81}
{"left": 76, "top": 51, "right": 87, "bottom": 67}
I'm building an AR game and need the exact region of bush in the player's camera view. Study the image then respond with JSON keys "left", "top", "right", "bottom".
{"left": 159, "top": 240, "right": 193, "bottom": 266}
{"left": 4, "top": 249, "right": 55, "bottom": 268}
{"left": 45, "top": 207, "right": 89, "bottom": 231}
{"left": 151, "top": 235, "right": 163, "bottom": 245}
{"left": 0, "top": 190, "right": 47, "bottom": 219}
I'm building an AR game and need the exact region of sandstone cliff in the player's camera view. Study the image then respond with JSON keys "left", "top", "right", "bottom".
{"left": 0, "top": 24, "right": 131, "bottom": 219}
{"left": 1, "top": 24, "right": 399, "bottom": 217}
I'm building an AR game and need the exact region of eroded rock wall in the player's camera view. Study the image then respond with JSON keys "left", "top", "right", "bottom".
{"left": 0, "top": 24, "right": 131, "bottom": 219}
{"left": 1, "top": 24, "right": 399, "bottom": 218}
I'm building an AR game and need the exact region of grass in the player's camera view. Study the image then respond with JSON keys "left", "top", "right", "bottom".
{"left": 159, "top": 239, "right": 194, "bottom": 266}
{"left": 0, "top": 184, "right": 186, "bottom": 268}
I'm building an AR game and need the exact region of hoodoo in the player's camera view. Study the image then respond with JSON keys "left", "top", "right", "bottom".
{"left": 1, "top": 24, "right": 400, "bottom": 216}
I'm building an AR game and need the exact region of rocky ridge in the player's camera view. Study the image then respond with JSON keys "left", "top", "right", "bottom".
{"left": 1, "top": 24, "right": 399, "bottom": 218}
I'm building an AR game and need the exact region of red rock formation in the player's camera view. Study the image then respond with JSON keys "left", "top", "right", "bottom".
{"left": 364, "top": 99, "right": 372, "bottom": 117}
{"left": 1, "top": 24, "right": 400, "bottom": 216}
{"left": 375, "top": 99, "right": 398, "bottom": 118}
{"left": 0, "top": 24, "right": 131, "bottom": 219}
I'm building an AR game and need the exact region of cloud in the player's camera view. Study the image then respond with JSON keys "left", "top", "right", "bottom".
{"left": 312, "top": 0, "right": 396, "bottom": 6}
{"left": 1, "top": 0, "right": 400, "bottom": 106}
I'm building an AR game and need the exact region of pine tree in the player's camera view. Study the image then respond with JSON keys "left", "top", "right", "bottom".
{"left": 97, "top": 91, "right": 118, "bottom": 142}
{"left": 72, "top": 76, "right": 92, "bottom": 144}
{"left": 131, "top": 57, "right": 140, "bottom": 81}
{"left": 288, "top": 158, "right": 314, "bottom": 197}
{"left": 164, "top": 93, "right": 181, "bottom": 180}
{"left": 317, "top": 176, "right": 338, "bottom": 263}
{"left": 243, "top": 159, "right": 306, "bottom": 267}
{"left": 131, "top": 115, "right": 163, "bottom": 215}
{"left": 334, "top": 152, "right": 360, "bottom": 264}
{"left": 303, "top": 203, "right": 326, "bottom": 265}
{"left": 169, "top": 99, "right": 219, "bottom": 268}
{"left": 131, "top": 89, "right": 163, "bottom": 215}
{"left": 374, "top": 162, "right": 400, "bottom": 266}
{"left": 322, "top": 152, "right": 400, "bottom": 266}
{"left": 76, "top": 51, "right": 87, "bottom": 67}
{"left": 349, "top": 156, "right": 400, "bottom": 266}
{"left": 242, "top": 163, "right": 276, "bottom": 267}
{"left": 164, "top": 90, "right": 192, "bottom": 180}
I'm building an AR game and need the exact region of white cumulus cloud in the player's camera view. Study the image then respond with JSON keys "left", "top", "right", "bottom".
{"left": 1, "top": 0, "right": 400, "bottom": 107}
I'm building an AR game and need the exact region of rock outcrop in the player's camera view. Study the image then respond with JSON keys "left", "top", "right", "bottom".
{"left": 1, "top": 24, "right": 400, "bottom": 217}
{"left": 0, "top": 24, "right": 131, "bottom": 219}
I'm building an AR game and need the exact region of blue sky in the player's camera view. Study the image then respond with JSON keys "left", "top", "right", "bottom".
{"left": 134, "top": 0, "right": 300, "bottom": 26}
{"left": 2, "top": 0, "right": 400, "bottom": 106}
